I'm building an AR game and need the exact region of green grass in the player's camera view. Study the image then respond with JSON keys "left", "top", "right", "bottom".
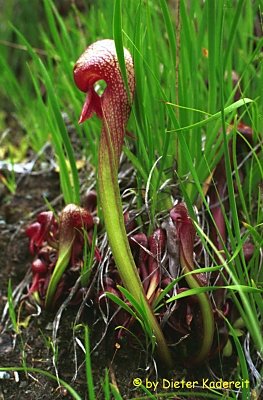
{"left": 0, "top": 0, "right": 262, "bottom": 398}
{"left": 1, "top": 1, "right": 262, "bottom": 203}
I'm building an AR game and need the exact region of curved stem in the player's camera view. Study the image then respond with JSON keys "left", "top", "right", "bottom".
{"left": 183, "top": 273, "right": 214, "bottom": 364}
{"left": 170, "top": 203, "right": 214, "bottom": 364}
{"left": 99, "top": 133, "right": 172, "bottom": 367}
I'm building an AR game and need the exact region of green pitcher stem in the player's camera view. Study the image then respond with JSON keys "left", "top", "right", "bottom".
{"left": 184, "top": 272, "right": 214, "bottom": 364}
{"left": 99, "top": 135, "right": 173, "bottom": 367}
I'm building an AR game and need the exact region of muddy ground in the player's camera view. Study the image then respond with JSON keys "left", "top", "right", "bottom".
{"left": 0, "top": 167, "right": 143, "bottom": 400}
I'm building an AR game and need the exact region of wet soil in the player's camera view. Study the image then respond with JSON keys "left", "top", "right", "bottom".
{"left": 0, "top": 170, "right": 157, "bottom": 400}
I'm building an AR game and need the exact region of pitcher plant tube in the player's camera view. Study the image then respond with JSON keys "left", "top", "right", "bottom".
{"left": 73, "top": 39, "right": 172, "bottom": 366}
{"left": 26, "top": 204, "right": 98, "bottom": 309}
{"left": 44, "top": 204, "right": 95, "bottom": 309}
{"left": 170, "top": 203, "right": 214, "bottom": 364}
